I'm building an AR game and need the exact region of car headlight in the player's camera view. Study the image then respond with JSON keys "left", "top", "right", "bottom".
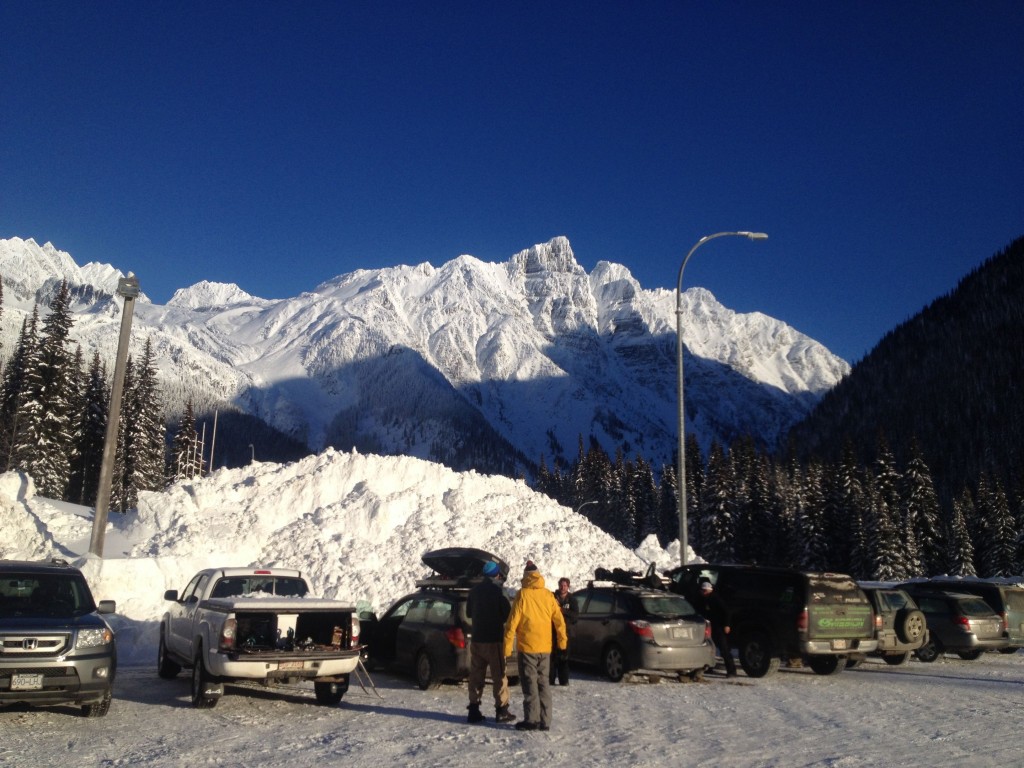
{"left": 76, "top": 627, "right": 114, "bottom": 649}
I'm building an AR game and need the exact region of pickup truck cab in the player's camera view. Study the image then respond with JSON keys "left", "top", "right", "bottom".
{"left": 159, "top": 567, "right": 361, "bottom": 708}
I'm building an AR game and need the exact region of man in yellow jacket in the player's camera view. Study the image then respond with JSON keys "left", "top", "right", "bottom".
{"left": 503, "top": 561, "right": 568, "bottom": 731}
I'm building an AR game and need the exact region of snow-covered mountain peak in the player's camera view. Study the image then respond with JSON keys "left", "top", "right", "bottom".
{"left": 168, "top": 280, "right": 265, "bottom": 310}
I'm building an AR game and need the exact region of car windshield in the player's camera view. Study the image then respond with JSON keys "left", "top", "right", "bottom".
{"left": 210, "top": 576, "right": 309, "bottom": 598}
{"left": 640, "top": 594, "right": 697, "bottom": 618}
{"left": 0, "top": 572, "right": 96, "bottom": 617}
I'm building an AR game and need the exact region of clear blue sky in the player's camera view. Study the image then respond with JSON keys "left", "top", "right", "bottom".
{"left": 2, "top": 1, "right": 1021, "bottom": 362}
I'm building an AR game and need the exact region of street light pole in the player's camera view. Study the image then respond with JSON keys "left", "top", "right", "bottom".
{"left": 89, "top": 274, "right": 141, "bottom": 557}
{"left": 676, "top": 232, "right": 767, "bottom": 566}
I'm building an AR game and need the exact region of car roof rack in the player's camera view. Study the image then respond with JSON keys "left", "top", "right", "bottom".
{"left": 593, "top": 563, "right": 669, "bottom": 590}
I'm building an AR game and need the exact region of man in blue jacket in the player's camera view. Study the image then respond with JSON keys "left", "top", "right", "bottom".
{"left": 466, "top": 560, "right": 516, "bottom": 723}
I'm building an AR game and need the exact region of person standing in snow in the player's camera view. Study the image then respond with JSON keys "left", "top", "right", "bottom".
{"left": 503, "top": 561, "right": 567, "bottom": 731}
{"left": 694, "top": 578, "right": 737, "bottom": 677}
{"left": 465, "top": 560, "right": 516, "bottom": 724}
{"left": 549, "top": 577, "right": 576, "bottom": 686}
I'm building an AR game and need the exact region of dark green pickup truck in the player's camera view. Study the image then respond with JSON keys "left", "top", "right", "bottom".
{"left": 667, "top": 564, "right": 877, "bottom": 677}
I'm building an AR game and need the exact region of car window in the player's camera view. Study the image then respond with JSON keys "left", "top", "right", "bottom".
{"left": 881, "top": 591, "right": 910, "bottom": 611}
{"left": 640, "top": 594, "right": 696, "bottom": 618}
{"left": 582, "top": 591, "right": 615, "bottom": 615}
{"left": 387, "top": 597, "right": 414, "bottom": 620}
{"left": 960, "top": 597, "right": 996, "bottom": 617}
{"left": 3, "top": 573, "right": 94, "bottom": 616}
{"left": 916, "top": 596, "right": 947, "bottom": 614}
{"left": 427, "top": 600, "right": 454, "bottom": 625}
{"left": 180, "top": 573, "right": 204, "bottom": 601}
{"left": 1004, "top": 590, "right": 1024, "bottom": 611}
{"left": 405, "top": 598, "right": 431, "bottom": 623}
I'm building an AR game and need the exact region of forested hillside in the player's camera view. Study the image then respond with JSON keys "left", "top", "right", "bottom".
{"left": 788, "top": 236, "right": 1023, "bottom": 503}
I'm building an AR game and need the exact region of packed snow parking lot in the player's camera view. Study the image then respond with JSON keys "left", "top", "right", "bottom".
{"left": 2, "top": 452, "right": 1024, "bottom": 767}
{"left": 2, "top": 656, "right": 1023, "bottom": 768}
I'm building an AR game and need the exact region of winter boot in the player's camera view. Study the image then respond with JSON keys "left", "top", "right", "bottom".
{"left": 495, "top": 705, "right": 516, "bottom": 723}
{"left": 467, "top": 703, "right": 485, "bottom": 724}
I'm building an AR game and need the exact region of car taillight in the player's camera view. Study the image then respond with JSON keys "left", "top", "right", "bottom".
{"left": 953, "top": 615, "right": 971, "bottom": 631}
{"left": 999, "top": 611, "right": 1009, "bottom": 633}
{"left": 874, "top": 613, "right": 883, "bottom": 631}
{"left": 446, "top": 627, "right": 467, "bottom": 649}
{"left": 351, "top": 615, "right": 360, "bottom": 646}
{"left": 797, "top": 608, "right": 808, "bottom": 633}
{"left": 704, "top": 620, "right": 712, "bottom": 642}
{"left": 627, "top": 620, "right": 654, "bottom": 639}
{"left": 220, "top": 618, "right": 237, "bottom": 651}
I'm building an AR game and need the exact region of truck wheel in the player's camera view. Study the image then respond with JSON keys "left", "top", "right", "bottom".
{"left": 314, "top": 681, "right": 345, "bottom": 705}
{"left": 81, "top": 687, "right": 112, "bottom": 718}
{"left": 883, "top": 652, "right": 910, "bottom": 666}
{"left": 895, "top": 609, "right": 926, "bottom": 643}
{"left": 158, "top": 632, "right": 181, "bottom": 679}
{"left": 808, "top": 655, "right": 845, "bottom": 676}
{"left": 602, "top": 642, "right": 626, "bottom": 682}
{"left": 737, "top": 632, "right": 780, "bottom": 678}
{"left": 415, "top": 650, "right": 440, "bottom": 690}
{"left": 191, "top": 643, "right": 221, "bottom": 708}
{"left": 957, "top": 650, "right": 984, "bottom": 661}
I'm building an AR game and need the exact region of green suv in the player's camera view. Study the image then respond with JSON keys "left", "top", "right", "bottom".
{"left": 0, "top": 559, "right": 117, "bottom": 717}
{"left": 667, "top": 564, "right": 877, "bottom": 677}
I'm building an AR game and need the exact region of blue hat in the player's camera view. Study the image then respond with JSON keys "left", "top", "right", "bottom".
{"left": 482, "top": 561, "right": 500, "bottom": 577}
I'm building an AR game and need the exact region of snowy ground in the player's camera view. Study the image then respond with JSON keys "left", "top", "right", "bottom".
{"left": 2, "top": 655, "right": 1022, "bottom": 768}
{"left": 2, "top": 450, "right": 1024, "bottom": 766}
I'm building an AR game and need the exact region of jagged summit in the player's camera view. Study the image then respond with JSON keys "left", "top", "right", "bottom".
{"left": 0, "top": 235, "right": 849, "bottom": 476}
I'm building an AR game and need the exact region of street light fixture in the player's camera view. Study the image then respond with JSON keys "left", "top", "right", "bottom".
{"left": 676, "top": 232, "right": 767, "bottom": 565}
{"left": 574, "top": 499, "right": 599, "bottom": 516}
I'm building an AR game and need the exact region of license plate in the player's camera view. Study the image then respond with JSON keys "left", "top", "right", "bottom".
{"left": 278, "top": 661, "right": 304, "bottom": 671}
{"left": 670, "top": 627, "right": 692, "bottom": 640}
{"left": 832, "top": 639, "right": 848, "bottom": 650}
{"left": 11, "top": 673, "right": 44, "bottom": 691}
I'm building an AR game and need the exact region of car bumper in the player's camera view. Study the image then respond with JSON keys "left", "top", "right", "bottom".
{"left": 636, "top": 642, "right": 716, "bottom": 673}
{"left": 0, "top": 653, "right": 115, "bottom": 706}
{"left": 803, "top": 638, "right": 878, "bottom": 655}
{"left": 211, "top": 648, "right": 361, "bottom": 680}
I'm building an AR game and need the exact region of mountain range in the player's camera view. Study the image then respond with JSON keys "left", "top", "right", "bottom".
{"left": 0, "top": 235, "right": 848, "bottom": 477}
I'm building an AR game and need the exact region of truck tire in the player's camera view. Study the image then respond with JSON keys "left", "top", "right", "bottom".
{"left": 81, "top": 687, "right": 112, "bottom": 718}
{"left": 314, "top": 681, "right": 345, "bottom": 705}
{"left": 415, "top": 649, "right": 440, "bottom": 690}
{"left": 883, "top": 652, "right": 910, "bottom": 666}
{"left": 895, "top": 609, "right": 926, "bottom": 643}
{"left": 737, "top": 631, "right": 781, "bottom": 678}
{"left": 808, "top": 655, "right": 845, "bottom": 676}
{"left": 957, "top": 649, "right": 983, "bottom": 661}
{"left": 158, "top": 632, "right": 181, "bottom": 679}
{"left": 191, "top": 643, "right": 222, "bottom": 708}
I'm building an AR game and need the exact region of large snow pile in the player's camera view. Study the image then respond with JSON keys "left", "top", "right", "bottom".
{"left": 0, "top": 448, "right": 676, "bottom": 663}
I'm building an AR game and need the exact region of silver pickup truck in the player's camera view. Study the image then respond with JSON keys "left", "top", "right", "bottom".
{"left": 159, "top": 567, "right": 361, "bottom": 708}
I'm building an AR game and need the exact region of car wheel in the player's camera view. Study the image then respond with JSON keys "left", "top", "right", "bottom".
{"left": 845, "top": 655, "right": 864, "bottom": 669}
{"left": 915, "top": 637, "right": 941, "bottom": 663}
{"left": 737, "top": 631, "right": 781, "bottom": 678}
{"left": 808, "top": 655, "right": 845, "bottom": 676}
{"left": 415, "top": 649, "right": 440, "bottom": 690}
{"left": 957, "top": 650, "right": 984, "bottom": 661}
{"left": 314, "top": 681, "right": 345, "bottom": 705}
{"left": 895, "top": 609, "right": 927, "bottom": 643}
{"left": 81, "top": 687, "right": 112, "bottom": 718}
{"left": 883, "top": 652, "right": 910, "bottom": 666}
{"left": 158, "top": 631, "right": 181, "bottom": 679}
{"left": 602, "top": 643, "right": 626, "bottom": 682}
{"left": 998, "top": 647, "right": 1020, "bottom": 655}
{"left": 191, "top": 643, "right": 222, "bottom": 708}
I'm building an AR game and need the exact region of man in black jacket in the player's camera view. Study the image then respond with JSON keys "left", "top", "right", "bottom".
{"left": 466, "top": 561, "right": 516, "bottom": 723}
{"left": 549, "top": 577, "right": 577, "bottom": 685}
{"left": 694, "top": 579, "right": 737, "bottom": 677}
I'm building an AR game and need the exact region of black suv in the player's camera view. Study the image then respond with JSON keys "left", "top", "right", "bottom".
{"left": 902, "top": 577, "right": 1024, "bottom": 653}
{"left": 0, "top": 559, "right": 117, "bottom": 717}
{"left": 853, "top": 583, "right": 928, "bottom": 666}
{"left": 569, "top": 581, "right": 714, "bottom": 682}
{"left": 361, "top": 548, "right": 513, "bottom": 690}
{"left": 667, "top": 564, "right": 877, "bottom": 677}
